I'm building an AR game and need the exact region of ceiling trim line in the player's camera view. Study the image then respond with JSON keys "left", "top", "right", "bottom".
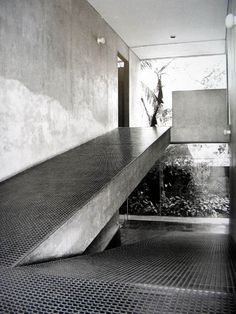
{"left": 138, "top": 52, "right": 226, "bottom": 61}
{"left": 131, "top": 39, "right": 226, "bottom": 49}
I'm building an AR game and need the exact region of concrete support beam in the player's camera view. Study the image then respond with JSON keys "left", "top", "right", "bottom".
{"left": 84, "top": 211, "right": 120, "bottom": 254}
{"left": 16, "top": 127, "right": 170, "bottom": 265}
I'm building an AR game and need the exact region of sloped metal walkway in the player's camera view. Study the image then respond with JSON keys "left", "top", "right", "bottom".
{"left": 1, "top": 232, "right": 236, "bottom": 313}
{"left": 0, "top": 126, "right": 235, "bottom": 313}
{"left": 0, "top": 127, "right": 169, "bottom": 266}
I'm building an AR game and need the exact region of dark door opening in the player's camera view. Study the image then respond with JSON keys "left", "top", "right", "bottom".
{"left": 118, "top": 54, "right": 129, "bottom": 127}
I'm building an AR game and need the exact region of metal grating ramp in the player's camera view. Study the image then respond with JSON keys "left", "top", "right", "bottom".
{"left": 0, "top": 127, "right": 169, "bottom": 266}
{"left": 0, "top": 126, "right": 235, "bottom": 313}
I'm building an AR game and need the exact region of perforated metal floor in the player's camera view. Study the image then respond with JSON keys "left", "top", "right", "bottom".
{"left": 0, "top": 232, "right": 236, "bottom": 313}
{"left": 0, "top": 127, "right": 169, "bottom": 267}
{"left": 32, "top": 232, "right": 236, "bottom": 293}
{"left": 0, "top": 127, "right": 235, "bottom": 313}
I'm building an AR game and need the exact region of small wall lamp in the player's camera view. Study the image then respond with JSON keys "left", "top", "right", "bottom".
{"left": 97, "top": 37, "right": 106, "bottom": 45}
{"left": 225, "top": 13, "right": 236, "bottom": 29}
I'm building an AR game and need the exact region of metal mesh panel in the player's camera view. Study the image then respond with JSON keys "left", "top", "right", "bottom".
{"left": 0, "top": 127, "right": 235, "bottom": 313}
{"left": 32, "top": 233, "right": 236, "bottom": 293}
{"left": 0, "top": 233, "right": 235, "bottom": 313}
{"left": 1, "top": 267, "right": 236, "bottom": 314}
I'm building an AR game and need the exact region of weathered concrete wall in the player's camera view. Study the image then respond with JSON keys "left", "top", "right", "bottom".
{"left": 0, "top": 0, "right": 135, "bottom": 181}
{"left": 228, "top": 0, "right": 236, "bottom": 243}
{"left": 171, "top": 89, "right": 229, "bottom": 143}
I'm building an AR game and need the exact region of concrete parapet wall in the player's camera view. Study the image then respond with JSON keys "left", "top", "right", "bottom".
{"left": 171, "top": 89, "right": 229, "bottom": 143}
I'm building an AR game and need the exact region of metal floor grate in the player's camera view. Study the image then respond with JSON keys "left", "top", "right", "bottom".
{"left": 0, "top": 127, "right": 235, "bottom": 313}
{"left": 1, "top": 270, "right": 235, "bottom": 314}
{"left": 32, "top": 232, "right": 236, "bottom": 293}
{"left": 1, "top": 232, "right": 235, "bottom": 313}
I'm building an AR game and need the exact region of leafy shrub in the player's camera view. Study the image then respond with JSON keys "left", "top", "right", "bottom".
{"left": 120, "top": 145, "right": 230, "bottom": 218}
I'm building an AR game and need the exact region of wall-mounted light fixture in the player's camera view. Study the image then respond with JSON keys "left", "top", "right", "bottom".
{"left": 225, "top": 13, "right": 236, "bottom": 29}
{"left": 97, "top": 37, "right": 106, "bottom": 45}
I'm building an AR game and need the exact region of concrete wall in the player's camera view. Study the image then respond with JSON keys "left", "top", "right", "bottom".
{"left": 129, "top": 50, "right": 145, "bottom": 127}
{"left": 171, "top": 89, "right": 229, "bottom": 143}
{"left": 228, "top": 0, "right": 236, "bottom": 243}
{"left": 0, "top": 0, "right": 140, "bottom": 181}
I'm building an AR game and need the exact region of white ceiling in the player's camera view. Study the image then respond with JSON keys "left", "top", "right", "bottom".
{"left": 87, "top": 0, "right": 228, "bottom": 59}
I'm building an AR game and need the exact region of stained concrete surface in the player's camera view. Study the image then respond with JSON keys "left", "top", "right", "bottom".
{"left": 0, "top": 0, "right": 141, "bottom": 181}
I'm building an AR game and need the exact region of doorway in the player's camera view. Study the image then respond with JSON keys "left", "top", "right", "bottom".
{"left": 117, "top": 53, "right": 129, "bottom": 127}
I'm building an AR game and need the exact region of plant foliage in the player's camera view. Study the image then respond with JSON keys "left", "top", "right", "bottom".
{"left": 120, "top": 145, "right": 229, "bottom": 218}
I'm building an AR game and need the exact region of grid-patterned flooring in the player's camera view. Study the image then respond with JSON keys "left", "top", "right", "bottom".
{"left": 32, "top": 232, "right": 236, "bottom": 294}
{"left": 0, "top": 125, "right": 235, "bottom": 313}
{"left": 1, "top": 232, "right": 236, "bottom": 313}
